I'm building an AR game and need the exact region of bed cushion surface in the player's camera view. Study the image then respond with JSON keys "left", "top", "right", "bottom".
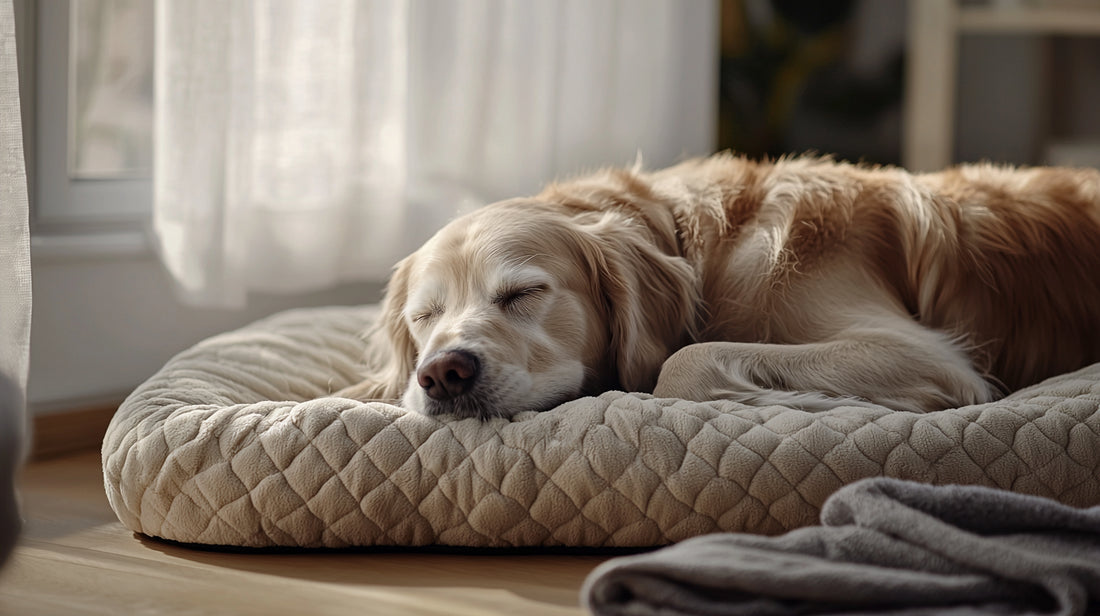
{"left": 101, "top": 305, "right": 1100, "bottom": 548}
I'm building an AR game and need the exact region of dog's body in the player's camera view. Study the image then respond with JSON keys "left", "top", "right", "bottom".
{"left": 339, "top": 154, "right": 1100, "bottom": 418}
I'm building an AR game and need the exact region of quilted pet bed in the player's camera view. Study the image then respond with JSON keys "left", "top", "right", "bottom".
{"left": 102, "top": 305, "right": 1100, "bottom": 548}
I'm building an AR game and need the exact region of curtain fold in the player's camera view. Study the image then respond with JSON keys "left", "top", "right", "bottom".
{"left": 0, "top": 0, "right": 31, "bottom": 569}
{"left": 155, "top": 0, "right": 717, "bottom": 307}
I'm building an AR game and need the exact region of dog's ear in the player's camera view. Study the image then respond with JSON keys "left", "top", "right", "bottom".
{"left": 579, "top": 215, "right": 698, "bottom": 393}
{"left": 340, "top": 255, "right": 417, "bottom": 401}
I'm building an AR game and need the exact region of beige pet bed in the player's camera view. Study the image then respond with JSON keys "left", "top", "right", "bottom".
{"left": 102, "top": 305, "right": 1100, "bottom": 548}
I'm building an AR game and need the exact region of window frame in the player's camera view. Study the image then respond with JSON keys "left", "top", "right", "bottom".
{"left": 25, "top": 0, "right": 152, "bottom": 260}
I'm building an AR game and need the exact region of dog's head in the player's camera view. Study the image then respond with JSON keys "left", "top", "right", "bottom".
{"left": 355, "top": 175, "right": 698, "bottom": 419}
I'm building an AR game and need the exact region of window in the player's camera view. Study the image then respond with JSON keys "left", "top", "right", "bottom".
{"left": 70, "top": 0, "right": 153, "bottom": 179}
{"left": 30, "top": 0, "right": 152, "bottom": 255}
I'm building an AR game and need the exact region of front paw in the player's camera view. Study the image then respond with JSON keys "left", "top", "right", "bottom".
{"left": 653, "top": 343, "right": 749, "bottom": 401}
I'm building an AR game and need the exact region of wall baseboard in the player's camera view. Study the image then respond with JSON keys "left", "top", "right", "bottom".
{"left": 31, "top": 404, "right": 119, "bottom": 460}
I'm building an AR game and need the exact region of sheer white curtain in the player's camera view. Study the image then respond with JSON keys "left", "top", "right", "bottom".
{"left": 155, "top": 0, "right": 716, "bottom": 307}
{"left": 0, "top": 0, "right": 30, "bottom": 568}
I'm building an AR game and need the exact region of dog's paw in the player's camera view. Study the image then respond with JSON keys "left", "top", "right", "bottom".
{"left": 652, "top": 340, "right": 998, "bottom": 413}
{"left": 652, "top": 343, "right": 741, "bottom": 401}
{"left": 872, "top": 368, "right": 998, "bottom": 412}
{"left": 653, "top": 343, "right": 878, "bottom": 411}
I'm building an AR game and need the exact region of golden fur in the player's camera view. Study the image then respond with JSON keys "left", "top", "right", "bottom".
{"left": 338, "top": 154, "right": 1100, "bottom": 419}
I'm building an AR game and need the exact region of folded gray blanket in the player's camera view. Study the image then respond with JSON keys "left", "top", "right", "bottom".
{"left": 583, "top": 478, "right": 1100, "bottom": 616}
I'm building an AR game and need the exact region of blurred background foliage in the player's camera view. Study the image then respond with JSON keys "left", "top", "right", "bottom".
{"left": 718, "top": 0, "right": 905, "bottom": 165}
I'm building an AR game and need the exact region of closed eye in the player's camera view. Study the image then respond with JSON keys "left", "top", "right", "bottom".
{"left": 492, "top": 284, "right": 548, "bottom": 308}
{"left": 410, "top": 303, "right": 444, "bottom": 324}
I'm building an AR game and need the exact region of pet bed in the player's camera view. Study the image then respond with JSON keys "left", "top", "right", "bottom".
{"left": 102, "top": 305, "right": 1100, "bottom": 548}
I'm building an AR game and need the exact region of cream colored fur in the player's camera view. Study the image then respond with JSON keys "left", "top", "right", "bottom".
{"left": 339, "top": 154, "right": 1100, "bottom": 418}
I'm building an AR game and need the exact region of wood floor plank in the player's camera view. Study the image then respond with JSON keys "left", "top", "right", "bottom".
{"left": 0, "top": 450, "right": 613, "bottom": 615}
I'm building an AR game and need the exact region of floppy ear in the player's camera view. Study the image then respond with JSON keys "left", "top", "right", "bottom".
{"left": 337, "top": 256, "right": 417, "bottom": 402}
{"left": 581, "top": 215, "right": 699, "bottom": 393}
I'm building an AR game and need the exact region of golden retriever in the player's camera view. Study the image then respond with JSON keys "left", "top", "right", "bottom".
{"left": 337, "top": 154, "right": 1100, "bottom": 419}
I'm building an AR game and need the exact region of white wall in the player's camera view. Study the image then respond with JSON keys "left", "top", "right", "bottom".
{"left": 28, "top": 252, "right": 382, "bottom": 414}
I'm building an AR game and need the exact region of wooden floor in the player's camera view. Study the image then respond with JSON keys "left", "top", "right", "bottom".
{"left": 0, "top": 451, "right": 613, "bottom": 615}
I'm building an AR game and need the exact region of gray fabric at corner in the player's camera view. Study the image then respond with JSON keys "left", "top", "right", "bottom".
{"left": 583, "top": 477, "right": 1100, "bottom": 616}
{"left": 0, "top": 0, "right": 32, "bottom": 570}
{"left": 0, "top": 375, "right": 23, "bottom": 566}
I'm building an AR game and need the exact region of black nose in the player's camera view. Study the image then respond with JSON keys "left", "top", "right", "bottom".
{"left": 417, "top": 350, "right": 480, "bottom": 400}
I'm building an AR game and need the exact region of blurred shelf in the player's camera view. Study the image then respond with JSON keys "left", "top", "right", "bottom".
{"left": 904, "top": 0, "right": 1100, "bottom": 171}
{"left": 958, "top": 6, "right": 1100, "bottom": 35}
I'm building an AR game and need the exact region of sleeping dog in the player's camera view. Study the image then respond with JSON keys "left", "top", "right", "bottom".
{"left": 338, "top": 154, "right": 1100, "bottom": 419}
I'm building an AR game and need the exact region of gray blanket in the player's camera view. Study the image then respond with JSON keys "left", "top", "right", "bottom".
{"left": 583, "top": 478, "right": 1100, "bottom": 616}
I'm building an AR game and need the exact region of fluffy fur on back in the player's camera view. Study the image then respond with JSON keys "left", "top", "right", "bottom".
{"left": 338, "top": 154, "right": 1100, "bottom": 418}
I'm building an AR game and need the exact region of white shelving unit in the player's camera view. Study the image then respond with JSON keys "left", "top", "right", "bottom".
{"left": 903, "top": 1, "right": 1100, "bottom": 171}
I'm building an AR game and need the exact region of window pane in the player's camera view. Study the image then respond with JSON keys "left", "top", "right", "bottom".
{"left": 70, "top": 0, "right": 153, "bottom": 179}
